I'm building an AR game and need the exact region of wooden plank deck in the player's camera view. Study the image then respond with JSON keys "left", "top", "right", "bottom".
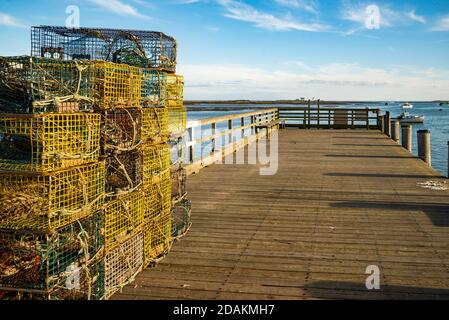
{"left": 113, "top": 129, "right": 449, "bottom": 300}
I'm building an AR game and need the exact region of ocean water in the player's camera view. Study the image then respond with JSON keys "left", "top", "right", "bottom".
{"left": 187, "top": 103, "right": 449, "bottom": 176}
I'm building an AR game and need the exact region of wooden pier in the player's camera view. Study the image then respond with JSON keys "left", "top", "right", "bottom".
{"left": 113, "top": 110, "right": 449, "bottom": 300}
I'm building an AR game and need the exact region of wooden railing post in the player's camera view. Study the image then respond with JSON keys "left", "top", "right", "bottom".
{"left": 379, "top": 115, "right": 385, "bottom": 134}
{"left": 401, "top": 124, "right": 412, "bottom": 152}
{"left": 307, "top": 99, "right": 311, "bottom": 129}
{"left": 366, "top": 108, "right": 370, "bottom": 130}
{"left": 391, "top": 120, "right": 400, "bottom": 143}
{"left": 317, "top": 99, "right": 320, "bottom": 129}
{"left": 228, "top": 119, "right": 233, "bottom": 146}
{"left": 241, "top": 117, "right": 245, "bottom": 139}
{"left": 385, "top": 111, "right": 391, "bottom": 137}
{"left": 211, "top": 122, "right": 216, "bottom": 153}
{"left": 188, "top": 127, "right": 195, "bottom": 163}
{"left": 417, "top": 129, "right": 431, "bottom": 165}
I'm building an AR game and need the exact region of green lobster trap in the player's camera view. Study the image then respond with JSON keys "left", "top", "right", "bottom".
{"left": 141, "top": 69, "right": 166, "bottom": 106}
{"left": 142, "top": 107, "right": 169, "bottom": 145}
{"left": 0, "top": 161, "right": 105, "bottom": 231}
{"left": 171, "top": 198, "right": 191, "bottom": 240}
{"left": 0, "top": 56, "right": 95, "bottom": 114}
{"left": 103, "top": 191, "right": 146, "bottom": 252}
{"left": 0, "top": 113, "right": 101, "bottom": 173}
{"left": 101, "top": 108, "right": 142, "bottom": 153}
{"left": 143, "top": 209, "right": 171, "bottom": 268}
{"left": 166, "top": 74, "right": 184, "bottom": 107}
{"left": 105, "top": 150, "right": 143, "bottom": 198}
{"left": 0, "top": 212, "right": 104, "bottom": 300}
{"left": 104, "top": 229, "right": 143, "bottom": 299}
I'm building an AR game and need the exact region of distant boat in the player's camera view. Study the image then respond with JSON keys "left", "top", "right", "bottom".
{"left": 402, "top": 102, "right": 413, "bottom": 109}
{"left": 398, "top": 111, "right": 424, "bottom": 124}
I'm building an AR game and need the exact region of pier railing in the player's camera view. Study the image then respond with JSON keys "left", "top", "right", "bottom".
{"left": 185, "top": 108, "right": 278, "bottom": 174}
{"left": 279, "top": 106, "right": 381, "bottom": 129}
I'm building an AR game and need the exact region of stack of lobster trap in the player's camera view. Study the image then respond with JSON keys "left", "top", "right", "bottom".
{"left": 0, "top": 26, "right": 191, "bottom": 300}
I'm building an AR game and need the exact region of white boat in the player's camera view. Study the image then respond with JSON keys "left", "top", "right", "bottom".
{"left": 402, "top": 102, "right": 413, "bottom": 109}
{"left": 398, "top": 111, "right": 424, "bottom": 124}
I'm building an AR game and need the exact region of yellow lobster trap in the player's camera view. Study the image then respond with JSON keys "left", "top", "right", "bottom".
{"left": 142, "top": 107, "right": 169, "bottom": 144}
{"left": 167, "top": 106, "right": 187, "bottom": 136}
{"left": 165, "top": 74, "right": 184, "bottom": 107}
{"left": 0, "top": 113, "right": 101, "bottom": 173}
{"left": 104, "top": 229, "right": 143, "bottom": 299}
{"left": 103, "top": 191, "right": 146, "bottom": 252}
{"left": 144, "top": 169, "right": 171, "bottom": 221}
{"left": 0, "top": 56, "right": 95, "bottom": 114}
{"left": 141, "top": 69, "right": 166, "bottom": 107}
{"left": 143, "top": 209, "right": 171, "bottom": 268}
{"left": 0, "top": 161, "right": 105, "bottom": 231}
{"left": 93, "top": 62, "right": 141, "bottom": 110}
{"left": 142, "top": 143, "right": 171, "bottom": 188}
{"left": 101, "top": 108, "right": 142, "bottom": 153}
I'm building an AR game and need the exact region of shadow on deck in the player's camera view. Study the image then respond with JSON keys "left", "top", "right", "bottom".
{"left": 113, "top": 129, "right": 449, "bottom": 300}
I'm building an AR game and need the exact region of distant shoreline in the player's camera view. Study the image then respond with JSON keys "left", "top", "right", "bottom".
{"left": 185, "top": 100, "right": 448, "bottom": 105}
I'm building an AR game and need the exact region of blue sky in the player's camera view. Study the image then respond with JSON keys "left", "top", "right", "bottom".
{"left": 1, "top": 0, "right": 449, "bottom": 100}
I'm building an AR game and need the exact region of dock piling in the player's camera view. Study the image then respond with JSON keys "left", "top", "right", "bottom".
{"left": 401, "top": 124, "right": 412, "bottom": 152}
{"left": 417, "top": 130, "right": 431, "bottom": 165}
{"left": 391, "top": 120, "right": 400, "bottom": 143}
{"left": 385, "top": 112, "right": 391, "bottom": 137}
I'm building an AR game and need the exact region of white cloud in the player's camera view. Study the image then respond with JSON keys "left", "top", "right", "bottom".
{"left": 275, "top": 0, "right": 318, "bottom": 14}
{"left": 0, "top": 12, "right": 26, "bottom": 28}
{"left": 407, "top": 10, "right": 426, "bottom": 24}
{"left": 89, "top": 0, "right": 148, "bottom": 18}
{"left": 431, "top": 14, "right": 449, "bottom": 31}
{"left": 217, "top": 0, "right": 328, "bottom": 32}
{"left": 178, "top": 63, "right": 449, "bottom": 100}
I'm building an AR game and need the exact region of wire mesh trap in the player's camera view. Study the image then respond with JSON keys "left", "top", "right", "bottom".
{"left": 144, "top": 171, "right": 171, "bottom": 221}
{"left": 104, "top": 230, "right": 143, "bottom": 299}
{"left": 101, "top": 108, "right": 142, "bottom": 153}
{"left": 170, "top": 136, "right": 186, "bottom": 168}
{"left": 0, "top": 113, "right": 101, "bottom": 173}
{"left": 103, "top": 191, "right": 145, "bottom": 251}
{"left": 31, "top": 26, "right": 177, "bottom": 72}
{"left": 105, "top": 150, "right": 142, "bottom": 198}
{"left": 0, "top": 161, "right": 105, "bottom": 231}
{"left": 141, "top": 69, "right": 166, "bottom": 106}
{"left": 143, "top": 209, "right": 171, "bottom": 268}
{"left": 167, "top": 106, "right": 187, "bottom": 136}
{"left": 142, "top": 107, "right": 169, "bottom": 145}
{"left": 165, "top": 74, "right": 184, "bottom": 107}
{"left": 142, "top": 143, "right": 171, "bottom": 188}
{"left": 0, "top": 56, "right": 95, "bottom": 114}
{"left": 171, "top": 167, "right": 187, "bottom": 204}
{"left": 0, "top": 212, "right": 104, "bottom": 297}
{"left": 171, "top": 198, "right": 191, "bottom": 240}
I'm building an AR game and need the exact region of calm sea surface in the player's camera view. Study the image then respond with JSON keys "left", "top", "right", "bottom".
{"left": 187, "top": 103, "right": 449, "bottom": 176}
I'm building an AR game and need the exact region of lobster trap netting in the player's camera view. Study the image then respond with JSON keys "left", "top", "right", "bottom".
{"left": 167, "top": 106, "right": 187, "bottom": 136}
{"left": 171, "top": 167, "right": 187, "bottom": 203}
{"left": 142, "top": 107, "right": 169, "bottom": 145}
{"left": 0, "top": 161, "right": 105, "bottom": 231}
{"left": 0, "top": 212, "right": 104, "bottom": 295}
{"left": 166, "top": 74, "right": 184, "bottom": 107}
{"left": 0, "top": 56, "right": 95, "bottom": 114}
{"left": 142, "top": 143, "right": 171, "bottom": 188}
{"left": 93, "top": 61, "right": 141, "bottom": 110}
{"left": 104, "top": 230, "right": 143, "bottom": 299}
{"left": 170, "top": 136, "right": 186, "bottom": 168}
{"left": 172, "top": 199, "right": 192, "bottom": 240}
{"left": 31, "top": 26, "right": 177, "bottom": 72}
{"left": 143, "top": 209, "right": 171, "bottom": 268}
{"left": 0, "top": 113, "right": 101, "bottom": 173}
{"left": 104, "top": 191, "right": 146, "bottom": 251}
{"left": 101, "top": 108, "right": 142, "bottom": 153}
{"left": 144, "top": 171, "right": 171, "bottom": 221}
{"left": 105, "top": 150, "right": 142, "bottom": 198}
{"left": 141, "top": 69, "right": 166, "bottom": 106}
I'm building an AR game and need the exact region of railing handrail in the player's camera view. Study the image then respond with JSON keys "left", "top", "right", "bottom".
{"left": 187, "top": 108, "right": 278, "bottom": 128}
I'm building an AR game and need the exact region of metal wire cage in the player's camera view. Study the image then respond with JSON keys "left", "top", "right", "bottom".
{"left": 141, "top": 69, "right": 166, "bottom": 107}
{"left": 170, "top": 136, "right": 186, "bottom": 169}
{"left": 0, "top": 212, "right": 104, "bottom": 297}
{"left": 142, "top": 107, "right": 169, "bottom": 145}
{"left": 0, "top": 161, "right": 105, "bottom": 231}
{"left": 171, "top": 167, "right": 187, "bottom": 204}
{"left": 103, "top": 191, "right": 145, "bottom": 251}
{"left": 31, "top": 26, "right": 177, "bottom": 72}
{"left": 166, "top": 74, "right": 184, "bottom": 107}
{"left": 171, "top": 198, "right": 191, "bottom": 240}
{"left": 143, "top": 209, "right": 171, "bottom": 268}
{"left": 167, "top": 106, "right": 187, "bottom": 137}
{"left": 101, "top": 108, "right": 142, "bottom": 153}
{"left": 105, "top": 150, "right": 142, "bottom": 198}
{"left": 142, "top": 143, "right": 171, "bottom": 188}
{"left": 0, "top": 56, "right": 95, "bottom": 114}
{"left": 104, "top": 230, "right": 143, "bottom": 299}
{"left": 93, "top": 61, "right": 141, "bottom": 110}
{"left": 0, "top": 113, "right": 101, "bottom": 173}
{"left": 144, "top": 170, "right": 171, "bottom": 221}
